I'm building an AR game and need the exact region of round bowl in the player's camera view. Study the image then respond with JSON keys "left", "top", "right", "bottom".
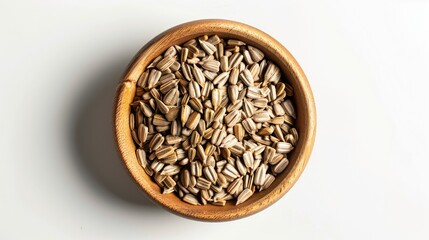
{"left": 113, "top": 19, "right": 316, "bottom": 221}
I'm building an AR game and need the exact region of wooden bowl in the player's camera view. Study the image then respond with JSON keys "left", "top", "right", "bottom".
{"left": 113, "top": 19, "right": 316, "bottom": 221}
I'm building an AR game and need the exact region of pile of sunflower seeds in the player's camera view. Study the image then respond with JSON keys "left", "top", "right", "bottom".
{"left": 130, "top": 35, "right": 298, "bottom": 206}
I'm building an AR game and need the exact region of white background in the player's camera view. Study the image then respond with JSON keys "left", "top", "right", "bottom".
{"left": 1, "top": 0, "right": 428, "bottom": 239}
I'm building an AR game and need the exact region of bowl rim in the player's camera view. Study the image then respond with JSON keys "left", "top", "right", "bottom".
{"left": 113, "top": 19, "right": 316, "bottom": 221}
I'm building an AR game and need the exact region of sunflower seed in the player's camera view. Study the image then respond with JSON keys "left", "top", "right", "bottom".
{"left": 136, "top": 149, "right": 153, "bottom": 176}
{"left": 276, "top": 142, "right": 294, "bottom": 153}
{"left": 229, "top": 53, "right": 243, "bottom": 69}
{"left": 185, "top": 112, "right": 201, "bottom": 130}
{"left": 153, "top": 114, "right": 170, "bottom": 126}
{"left": 260, "top": 174, "right": 275, "bottom": 191}
{"left": 236, "top": 188, "right": 253, "bottom": 205}
{"left": 155, "top": 146, "right": 175, "bottom": 159}
{"left": 183, "top": 194, "right": 200, "bottom": 205}
{"left": 151, "top": 160, "right": 165, "bottom": 173}
{"left": 220, "top": 134, "right": 238, "bottom": 148}
{"left": 190, "top": 161, "right": 202, "bottom": 177}
{"left": 188, "top": 81, "right": 201, "bottom": 98}
{"left": 243, "top": 151, "right": 254, "bottom": 169}
{"left": 223, "top": 163, "right": 240, "bottom": 179}
{"left": 138, "top": 124, "right": 148, "bottom": 144}
{"left": 189, "top": 97, "right": 203, "bottom": 113}
{"left": 248, "top": 46, "right": 264, "bottom": 63}
{"left": 219, "top": 56, "right": 229, "bottom": 72}
{"left": 156, "top": 56, "right": 175, "bottom": 71}
{"left": 192, "top": 65, "right": 205, "bottom": 85}
{"left": 243, "top": 50, "right": 253, "bottom": 65}
{"left": 147, "top": 55, "right": 162, "bottom": 69}
{"left": 195, "top": 177, "right": 211, "bottom": 190}
{"left": 227, "top": 177, "right": 243, "bottom": 194}
{"left": 236, "top": 159, "right": 247, "bottom": 176}
{"left": 155, "top": 98, "right": 169, "bottom": 114}
{"left": 224, "top": 110, "right": 241, "bottom": 127}
{"left": 213, "top": 72, "right": 230, "bottom": 86}
{"left": 264, "top": 63, "right": 281, "bottom": 85}
{"left": 147, "top": 69, "right": 162, "bottom": 89}
{"left": 201, "top": 60, "right": 220, "bottom": 72}
{"left": 166, "top": 135, "right": 182, "bottom": 145}
{"left": 242, "top": 118, "right": 256, "bottom": 134}
{"left": 258, "top": 126, "right": 274, "bottom": 136}
{"left": 283, "top": 99, "right": 296, "bottom": 119}
{"left": 199, "top": 40, "right": 217, "bottom": 55}
{"left": 164, "top": 106, "right": 179, "bottom": 122}
{"left": 239, "top": 69, "right": 254, "bottom": 87}
{"left": 253, "top": 111, "right": 271, "bottom": 123}
{"left": 161, "top": 165, "right": 181, "bottom": 176}
{"left": 229, "top": 67, "right": 239, "bottom": 85}
{"left": 254, "top": 164, "right": 267, "bottom": 185}
{"left": 273, "top": 158, "right": 289, "bottom": 174}
{"left": 243, "top": 99, "right": 255, "bottom": 117}
{"left": 187, "top": 45, "right": 199, "bottom": 58}
{"left": 203, "top": 166, "right": 218, "bottom": 184}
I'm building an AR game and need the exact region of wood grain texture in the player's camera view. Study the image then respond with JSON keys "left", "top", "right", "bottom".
{"left": 113, "top": 19, "right": 316, "bottom": 221}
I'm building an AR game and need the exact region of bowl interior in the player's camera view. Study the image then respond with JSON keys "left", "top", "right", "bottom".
{"left": 114, "top": 19, "right": 316, "bottom": 221}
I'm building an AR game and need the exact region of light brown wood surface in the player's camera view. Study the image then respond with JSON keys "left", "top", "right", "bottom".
{"left": 113, "top": 19, "right": 316, "bottom": 221}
